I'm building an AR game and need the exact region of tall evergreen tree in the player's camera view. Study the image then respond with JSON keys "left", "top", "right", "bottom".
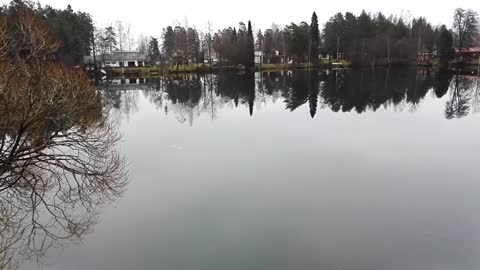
{"left": 323, "top": 13, "right": 346, "bottom": 59}
{"left": 246, "top": 21, "right": 255, "bottom": 69}
{"left": 101, "top": 26, "right": 117, "bottom": 54}
{"left": 286, "top": 22, "right": 310, "bottom": 63}
{"left": 162, "top": 26, "right": 175, "bottom": 62}
{"left": 147, "top": 37, "right": 161, "bottom": 65}
{"left": 310, "top": 12, "right": 320, "bottom": 65}
{"left": 436, "top": 25, "right": 454, "bottom": 64}
{"left": 231, "top": 27, "right": 239, "bottom": 64}
{"left": 187, "top": 28, "right": 200, "bottom": 64}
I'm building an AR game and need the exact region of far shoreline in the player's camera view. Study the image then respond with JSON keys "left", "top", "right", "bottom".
{"left": 94, "top": 61, "right": 480, "bottom": 79}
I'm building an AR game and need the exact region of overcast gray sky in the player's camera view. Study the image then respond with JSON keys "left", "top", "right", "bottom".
{"left": 3, "top": 0, "right": 479, "bottom": 38}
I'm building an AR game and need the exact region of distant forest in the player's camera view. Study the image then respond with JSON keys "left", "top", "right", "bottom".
{"left": 1, "top": 0, "right": 479, "bottom": 67}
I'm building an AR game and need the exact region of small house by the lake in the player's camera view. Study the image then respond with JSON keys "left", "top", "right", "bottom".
{"left": 84, "top": 51, "right": 148, "bottom": 68}
{"left": 418, "top": 49, "right": 433, "bottom": 65}
{"left": 455, "top": 47, "right": 480, "bottom": 61}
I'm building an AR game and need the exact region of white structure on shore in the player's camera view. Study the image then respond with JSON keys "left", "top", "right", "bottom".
{"left": 84, "top": 51, "right": 148, "bottom": 68}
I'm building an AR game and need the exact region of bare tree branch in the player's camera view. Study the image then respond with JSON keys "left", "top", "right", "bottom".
{"left": 0, "top": 7, "right": 128, "bottom": 269}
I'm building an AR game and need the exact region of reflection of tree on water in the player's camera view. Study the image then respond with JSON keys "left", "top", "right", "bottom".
{"left": 103, "top": 69, "right": 480, "bottom": 123}
{"left": 103, "top": 89, "right": 140, "bottom": 122}
{"left": 256, "top": 72, "right": 287, "bottom": 108}
{"left": 445, "top": 75, "right": 475, "bottom": 119}
{"left": 278, "top": 70, "right": 322, "bottom": 117}
{"left": 434, "top": 70, "right": 454, "bottom": 98}
{"left": 309, "top": 71, "right": 321, "bottom": 118}
{"left": 165, "top": 75, "right": 203, "bottom": 124}
{"left": 284, "top": 71, "right": 310, "bottom": 112}
{"left": 216, "top": 73, "right": 256, "bottom": 116}
{"left": 473, "top": 75, "right": 480, "bottom": 113}
{"left": 0, "top": 68, "right": 127, "bottom": 269}
{"left": 322, "top": 68, "right": 430, "bottom": 113}
{"left": 130, "top": 73, "right": 257, "bottom": 125}
{"left": 202, "top": 74, "right": 218, "bottom": 120}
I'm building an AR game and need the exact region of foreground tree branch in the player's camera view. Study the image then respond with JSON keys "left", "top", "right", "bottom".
{"left": 0, "top": 4, "right": 127, "bottom": 269}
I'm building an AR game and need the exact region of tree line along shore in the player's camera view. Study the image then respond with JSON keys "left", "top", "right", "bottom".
{"left": 2, "top": 0, "right": 480, "bottom": 77}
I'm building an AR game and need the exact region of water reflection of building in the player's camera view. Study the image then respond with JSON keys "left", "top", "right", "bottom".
{"left": 108, "top": 78, "right": 146, "bottom": 85}
{"left": 100, "top": 78, "right": 149, "bottom": 91}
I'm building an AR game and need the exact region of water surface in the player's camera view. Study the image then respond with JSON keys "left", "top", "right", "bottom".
{"left": 21, "top": 69, "right": 480, "bottom": 270}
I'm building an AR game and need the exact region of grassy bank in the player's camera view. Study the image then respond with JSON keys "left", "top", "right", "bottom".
{"left": 107, "top": 58, "right": 479, "bottom": 77}
{"left": 110, "top": 60, "right": 353, "bottom": 77}
{"left": 112, "top": 64, "right": 246, "bottom": 77}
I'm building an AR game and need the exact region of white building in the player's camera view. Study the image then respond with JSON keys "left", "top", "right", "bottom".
{"left": 84, "top": 51, "right": 148, "bottom": 68}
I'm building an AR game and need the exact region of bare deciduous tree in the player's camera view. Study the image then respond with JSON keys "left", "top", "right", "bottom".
{"left": 0, "top": 8, "right": 58, "bottom": 63}
{"left": 0, "top": 7, "right": 127, "bottom": 269}
{"left": 453, "top": 8, "right": 479, "bottom": 53}
{"left": 125, "top": 23, "right": 134, "bottom": 51}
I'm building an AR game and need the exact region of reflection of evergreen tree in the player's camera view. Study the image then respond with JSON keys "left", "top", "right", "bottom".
{"left": 322, "top": 69, "right": 372, "bottom": 113}
{"left": 308, "top": 71, "right": 320, "bottom": 118}
{"left": 433, "top": 70, "right": 453, "bottom": 98}
{"left": 106, "top": 69, "right": 480, "bottom": 121}
{"left": 321, "top": 68, "right": 439, "bottom": 114}
{"left": 261, "top": 72, "right": 287, "bottom": 96}
{"left": 165, "top": 75, "right": 202, "bottom": 107}
{"left": 143, "top": 78, "right": 167, "bottom": 110}
{"left": 246, "top": 73, "right": 256, "bottom": 116}
{"left": 406, "top": 69, "right": 432, "bottom": 108}
{"left": 216, "top": 73, "right": 256, "bottom": 115}
{"left": 284, "top": 72, "right": 309, "bottom": 111}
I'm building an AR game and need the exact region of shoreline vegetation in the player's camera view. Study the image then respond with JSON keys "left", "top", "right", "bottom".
{"left": 1, "top": 1, "right": 480, "bottom": 78}
{"left": 109, "top": 61, "right": 354, "bottom": 77}
{"left": 108, "top": 59, "right": 479, "bottom": 78}
{"left": 97, "top": 6, "right": 480, "bottom": 79}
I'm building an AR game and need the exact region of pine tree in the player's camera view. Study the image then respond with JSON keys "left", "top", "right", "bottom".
{"left": 162, "top": 26, "right": 175, "bottom": 61}
{"left": 147, "top": 37, "right": 161, "bottom": 65}
{"left": 436, "top": 25, "right": 454, "bottom": 64}
{"left": 310, "top": 12, "right": 320, "bottom": 65}
{"left": 246, "top": 21, "right": 255, "bottom": 69}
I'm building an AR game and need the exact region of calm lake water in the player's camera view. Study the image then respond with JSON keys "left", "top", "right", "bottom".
{"left": 21, "top": 68, "right": 480, "bottom": 269}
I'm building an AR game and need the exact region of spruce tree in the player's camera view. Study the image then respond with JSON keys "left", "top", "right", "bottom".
{"left": 147, "top": 37, "right": 161, "bottom": 65}
{"left": 310, "top": 12, "right": 320, "bottom": 65}
{"left": 246, "top": 21, "right": 255, "bottom": 69}
{"left": 436, "top": 25, "right": 454, "bottom": 65}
